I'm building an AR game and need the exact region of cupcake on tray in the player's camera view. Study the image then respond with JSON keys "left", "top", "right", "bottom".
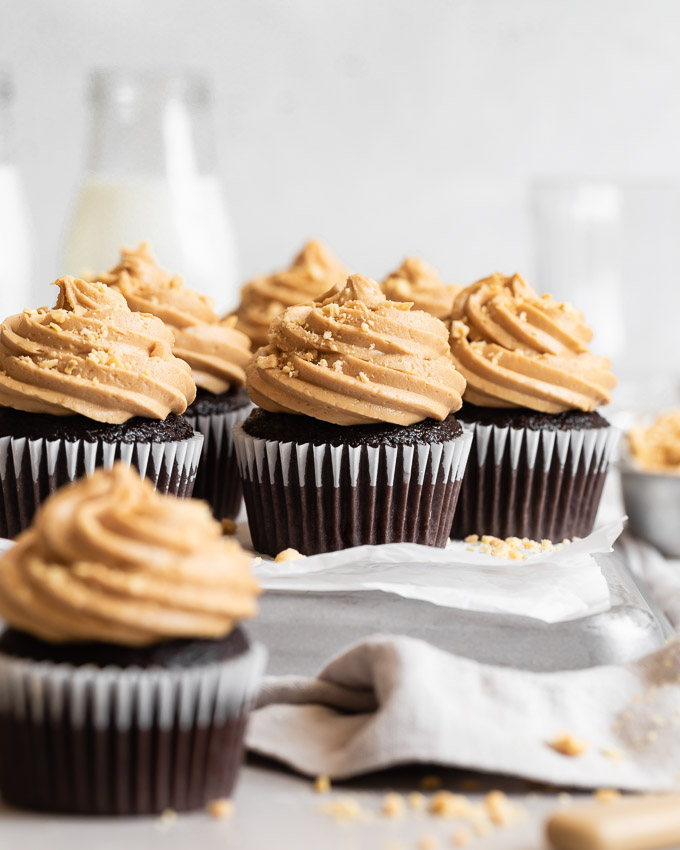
{"left": 382, "top": 256, "right": 460, "bottom": 321}
{"left": 448, "top": 272, "right": 618, "bottom": 541}
{"left": 0, "top": 464, "right": 264, "bottom": 815}
{"left": 0, "top": 276, "right": 201, "bottom": 538}
{"left": 234, "top": 273, "right": 472, "bottom": 556}
{"left": 232, "top": 239, "right": 349, "bottom": 348}
{"left": 99, "top": 243, "right": 252, "bottom": 520}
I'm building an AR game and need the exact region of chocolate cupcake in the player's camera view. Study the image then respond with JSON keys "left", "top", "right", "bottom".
{"left": 235, "top": 274, "right": 472, "bottom": 556}
{"left": 231, "top": 240, "right": 349, "bottom": 348}
{"left": 0, "top": 465, "right": 264, "bottom": 815}
{"left": 382, "top": 256, "right": 460, "bottom": 320}
{"left": 99, "top": 244, "right": 252, "bottom": 519}
{"left": 0, "top": 277, "right": 201, "bottom": 538}
{"left": 448, "top": 273, "right": 619, "bottom": 541}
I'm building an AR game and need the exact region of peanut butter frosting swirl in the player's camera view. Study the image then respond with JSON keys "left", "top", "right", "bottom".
{"left": 0, "top": 465, "right": 260, "bottom": 645}
{"left": 100, "top": 243, "right": 251, "bottom": 394}
{"left": 246, "top": 274, "right": 466, "bottom": 426}
{"left": 233, "top": 240, "right": 349, "bottom": 348}
{"left": 449, "top": 273, "right": 617, "bottom": 413}
{"left": 382, "top": 257, "right": 461, "bottom": 320}
{"left": 0, "top": 277, "right": 196, "bottom": 423}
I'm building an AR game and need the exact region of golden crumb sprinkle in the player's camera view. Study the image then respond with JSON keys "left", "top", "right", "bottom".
{"left": 429, "top": 791, "right": 473, "bottom": 818}
{"left": 64, "top": 359, "right": 78, "bottom": 375}
{"left": 484, "top": 790, "right": 524, "bottom": 825}
{"left": 358, "top": 371, "right": 370, "bottom": 383}
{"left": 418, "top": 835, "right": 439, "bottom": 850}
{"left": 464, "top": 534, "right": 478, "bottom": 543}
{"left": 314, "top": 775, "right": 331, "bottom": 794}
{"left": 257, "top": 353, "right": 279, "bottom": 369}
{"left": 323, "top": 330, "right": 333, "bottom": 339}
{"left": 221, "top": 518, "right": 237, "bottom": 535}
{"left": 548, "top": 731, "right": 589, "bottom": 757}
{"left": 452, "top": 831, "right": 471, "bottom": 847}
{"left": 594, "top": 788, "right": 621, "bottom": 804}
{"left": 600, "top": 746, "right": 623, "bottom": 762}
{"left": 318, "top": 796, "right": 364, "bottom": 823}
{"left": 274, "top": 547, "right": 305, "bottom": 562}
{"left": 156, "top": 808, "right": 178, "bottom": 826}
{"left": 382, "top": 792, "right": 406, "bottom": 818}
{"left": 207, "top": 798, "right": 234, "bottom": 819}
{"left": 408, "top": 791, "right": 427, "bottom": 811}
{"left": 463, "top": 532, "right": 567, "bottom": 559}
{"left": 420, "top": 775, "right": 443, "bottom": 791}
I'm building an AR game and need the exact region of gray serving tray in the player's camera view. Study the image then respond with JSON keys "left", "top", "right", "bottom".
{"left": 250, "top": 549, "right": 675, "bottom": 676}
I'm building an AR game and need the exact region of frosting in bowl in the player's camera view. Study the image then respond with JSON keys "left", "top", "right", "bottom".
{"left": 100, "top": 244, "right": 251, "bottom": 394}
{"left": 232, "top": 240, "right": 349, "bottom": 348}
{"left": 0, "top": 276, "right": 196, "bottom": 423}
{"left": 246, "top": 274, "right": 466, "bottom": 426}
{"left": 0, "top": 464, "right": 260, "bottom": 645}
{"left": 382, "top": 257, "right": 460, "bottom": 320}
{"left": 449, "top": 273, "right": 617, "bottom": 413}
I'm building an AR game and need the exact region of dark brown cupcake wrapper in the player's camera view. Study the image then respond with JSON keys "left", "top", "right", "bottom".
{"left": 0, "top": 432, "right": 204, "bottom": 539}
{"left": 0, "top": 642, "right": 266, "bottom": 815}
{"left": 183, "top": 403, "right": 252, "bottom": 520}
{"left": 451, "top": 421, "right": 620, "bottom": 541}
{"left": 234, "top": 423, "right": 472, "bottom": 556}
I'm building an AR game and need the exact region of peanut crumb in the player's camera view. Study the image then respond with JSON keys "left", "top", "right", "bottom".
{"left": 464, "top": 534, "right": 479, "bottom": 543}
{"left": 484, "top": 790, "right": 523, "bottom": 825}
{"left": 452, "top": 831, "right": 471, "bottom": 847}
{"left": 429, "top": 791, "right": 473, "bottom": 819}
{"left": 221, "top": 518, "right": 238, "bottom": 535}
{"left": 601, "top": 746, "right": 623, "bottom": 762}
{"left": 382, "top": 792, "right": 405, "bottom": 818}
{"left": 361, "top": 322, "right": 370, "bottom": 332}
{"left": 557, "top": 792, "right": 573, "bottom": 807}
{"left": 51, "top": 309, "right": 68, "bottom": 323}
{"left": 408, "top": 791, "right": 427, "bottom": 812}
{"left": 275, "top": 548, "right": 305, "bottom": 562}
{"left": 314, "top": 775, "right": 331, "bottom": 794}
{"left": 549, "top": 732, "right": 589, "bottom": 757}
{"left": 323, "top": 330, "right": 333, "bottom": 339}
{"left": 207, "top": 798, "right": 234, "bottom": 819}
{"left": 318, "top": 796, "right": 363, "bottom": 823}
{"left": 358, "top": 371, "right": 370, "bottom": 383}
{"left": 594, "top": 789, "right": 621, "bottom": 804}
{"left": 418, "top": 836, "right": 439, "bottom": 850}
{"left": 39, "top": 358, "right": 58, "bottom": 369}
{"left": 64, "top": 359, "right": 78, "bottom": 375}
{"left": 156, "top": 808, "right": 177, "bottom": 827}
{"left": 420, "top": 775, "right": 443, "bottom": 791}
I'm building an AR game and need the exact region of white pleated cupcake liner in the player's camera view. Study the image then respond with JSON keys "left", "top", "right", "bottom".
{"left": 0, "top": 641, "right": 267, "bottom": 730}
{"left": 233, "top": 422, "right": 473, "bottom": 555}
{"left": 467, "top": 421, "right": 620, "bottom": 474}
{"left": 183, "top": 403, "right": 253, "bottom": 519}
{"left": 0, "top": 641, "right": 267, "bottom": 814}
{"left": 233, "top": 423, "right": 473, "bottom": 488}
{"left": 0, "top": 431, "right": 204, "bottom": 538}
{"left": 451, "top": 421, "right": 621, "bottom": 541}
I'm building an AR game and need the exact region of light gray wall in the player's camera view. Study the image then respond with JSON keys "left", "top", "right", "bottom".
{"left": 1, "top": 0, "right": 679, "bottom": 375}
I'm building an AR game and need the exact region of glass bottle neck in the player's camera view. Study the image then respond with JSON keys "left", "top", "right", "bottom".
{"left": 85, "top": 71, "right": 215, "bottom": 180}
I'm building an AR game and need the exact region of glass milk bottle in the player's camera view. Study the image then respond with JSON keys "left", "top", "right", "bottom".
{"left": 63, "top": 70, "right": 238, "bottom": 312}
{"left": 0, "top": 73, "right": 31, "bottom": 318}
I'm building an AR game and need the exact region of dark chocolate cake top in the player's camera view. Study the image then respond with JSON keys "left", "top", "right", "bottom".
{"left": 243, "top": 407, "right": 463, "bottom": 447}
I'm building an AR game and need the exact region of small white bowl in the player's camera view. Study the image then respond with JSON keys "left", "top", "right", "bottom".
{"left": 620, "top": 458, "right": 680, "bottom": 557}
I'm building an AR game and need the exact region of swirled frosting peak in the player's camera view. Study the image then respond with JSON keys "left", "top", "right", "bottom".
{"left": 0, "top": 276, "right": 196, "bottom": 422}
{"left": 449, "top": 272, "right": 617, "bottom": 412}
{"left": 382, "top": 257, "right": 460, "bottom": 320}
{"left": 246, "top": 274, "right": 466, "bottom": 426}
{"left": 100, "top": 243, "right": 251, "bottom": 394}
{"left": 233, "top": 240, "right": 350, "bottom": 348}
{"left": 0, "top": 464, "right": 260, "bottom": 645}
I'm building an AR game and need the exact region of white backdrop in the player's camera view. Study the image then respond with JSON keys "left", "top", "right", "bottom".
{"left": 1, "top": 0, "right": 679, "bottom": 377}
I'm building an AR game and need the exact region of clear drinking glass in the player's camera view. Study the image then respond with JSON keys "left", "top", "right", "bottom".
{"left": 0, "top": 72, "right": 31, "bottom": 318}
{"left": 62, "top": 69, "right": 238, "bottom": 312}
{"left": 531, "top": 179, "right": 625, "bottom": 360}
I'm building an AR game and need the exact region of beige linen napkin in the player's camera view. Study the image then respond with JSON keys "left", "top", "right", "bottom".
{"left": 248, "top": 635, "right": 680, "bottom": 791}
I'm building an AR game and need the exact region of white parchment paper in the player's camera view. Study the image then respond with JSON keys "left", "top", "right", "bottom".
{"left": 252, "top": 518, "right": 626, "bottom": 624}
